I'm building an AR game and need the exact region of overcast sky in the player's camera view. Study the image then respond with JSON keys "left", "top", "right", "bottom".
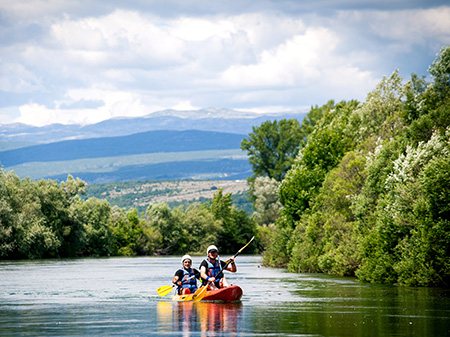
{"left": 1, "top": 0, "right": 449, "bottom": 126}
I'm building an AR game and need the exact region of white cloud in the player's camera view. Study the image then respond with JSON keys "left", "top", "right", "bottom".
{"left": 50, "top": 10, "right": 188, "bottom": 67}
{"left": 170, "top": 100, "right": 199, "bottom": 111}
{"left": 2, "top": 2, "right": 449, "bottom": 126}
{"left": 14, "top": 86, "right": 204, "bottom": 126}
{"left": 16, "top": 87, "right": 146, "bottom": 126}
{"left": 170, "top": 17, "right": 237, "bottom": 41}
{"left": 220, "top": 27, "right": 339, "bottom": 87}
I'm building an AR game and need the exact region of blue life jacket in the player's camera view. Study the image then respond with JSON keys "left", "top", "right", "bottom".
{"left": 177, "top": 268, "right": 197, "bottom": 293}
{"left": 206, "top": 258, "right": 223, "bottom": 282}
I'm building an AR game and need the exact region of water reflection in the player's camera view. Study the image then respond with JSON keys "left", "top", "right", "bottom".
{"left": 2, "top": 257, "right": 450, "bottom": 336}
{"left": 157, "top": 301, "right": 243, "bottom": 336}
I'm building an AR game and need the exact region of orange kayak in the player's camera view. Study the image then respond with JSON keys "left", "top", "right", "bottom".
{"left": 202, "top": 285, "right": 243, "bottom": 302}
{"left": 172, "top": 285, "right": 243, "bottom": 302}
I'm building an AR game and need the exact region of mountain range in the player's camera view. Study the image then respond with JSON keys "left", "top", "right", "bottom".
{"left": 0, "top": 107, "right": 307, "bottom": 183}
{"left": 0, "top": 107, "right": 306, "bottom": 144}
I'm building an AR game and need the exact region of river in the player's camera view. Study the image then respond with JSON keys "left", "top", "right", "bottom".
{"left": 1, "top": 256, "right": 449, "bottom": 336}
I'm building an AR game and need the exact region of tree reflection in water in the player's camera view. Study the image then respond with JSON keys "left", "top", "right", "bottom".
{"left": 157, "top": 301, "right": 243, "bottom": 335}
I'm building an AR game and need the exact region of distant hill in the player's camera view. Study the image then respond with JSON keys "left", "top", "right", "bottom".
{"left": 49, "top": 158, "right": 252, "bottom": 184}
{"left": 0, "top": 107, "right": 307, "bottom": 143}
{"left": 0, "top": 130, "right": 245, "bottom": 167}
{"left": 0, "top": 107, "right": 306, "bottom": 183}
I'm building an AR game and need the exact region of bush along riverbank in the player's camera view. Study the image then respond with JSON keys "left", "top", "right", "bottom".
{"left": 258, "top": 45, "right": 450, "bottom": 287}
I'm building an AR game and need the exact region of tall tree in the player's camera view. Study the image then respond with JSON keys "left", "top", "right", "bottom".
{"left": 241, "top": 119, "right": 303, "bottom": 182}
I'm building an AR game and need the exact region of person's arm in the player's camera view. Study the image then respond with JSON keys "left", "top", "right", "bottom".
{"left": 220, "top": 257, "right": 237, "bottom": 272}
{"left": 226, "top": 256, "right": 237, "bottom": 272}
{"left": 200, "top": 262, "right": 216, "bottom": 283}
{"left": 172, "top": 270, "right": 183, "bottom": 286}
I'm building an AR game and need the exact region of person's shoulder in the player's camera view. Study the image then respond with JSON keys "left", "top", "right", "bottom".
{"left": 199, "top": 259, "right": 208, "bottom": 267}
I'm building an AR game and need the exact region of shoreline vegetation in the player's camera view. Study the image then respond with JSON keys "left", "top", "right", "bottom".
{"left": 1, "top": 44, "right": 449, "bottom": 287}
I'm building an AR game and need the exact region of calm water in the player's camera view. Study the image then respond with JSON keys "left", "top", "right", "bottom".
{"left": 1, "top": 256, "right": 449, "bottom": 336}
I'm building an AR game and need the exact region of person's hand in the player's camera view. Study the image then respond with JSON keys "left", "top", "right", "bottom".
{"left": 177, "top": 281, "right": 182, "bottom": 286}
{"left": 207, "top": 276, "right": 216, "bottom": 282}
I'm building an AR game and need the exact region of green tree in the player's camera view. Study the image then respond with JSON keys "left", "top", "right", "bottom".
{"left": 208, "top": 189, "right": 256, "bottom": 254}
{"left": 183, "top": 203, "right": 223, "bottom": 254}
{"left": 279, "top": 100, "right": 359, "bottom": 224}
{"left": 356, "top": 129, "right": 450, "bottom": 286}
{"left": 241, "top": 119, "right": 303, "bottom": 182}
{"left": 428, "top": 45, "right": 450, "bottom": 101}
{"left": 70, "top": 197, "right": 112, "bottom": 256}
{"left": 146, "top": 203, "right": 187, "bottom": 254}
{"left": 110, "top": 207, "right": 158, "bottom": 256}
{"left": 252, "top": 176, "right": 282, "bottom": 226}
{"left": 0, "top": 169, "right": 17, "bottom": 258}
{"left": 288, "top": 151, "right": 366, "bottom": 276}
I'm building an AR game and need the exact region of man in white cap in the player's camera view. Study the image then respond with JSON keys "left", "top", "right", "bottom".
{"left": 199, "top": 245, "right": 236, "bottom": 289}
{"left": 172, "top": 254, "right": 201, "bottom": 295}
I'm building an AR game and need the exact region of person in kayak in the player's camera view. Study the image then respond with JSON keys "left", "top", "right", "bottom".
{"left": 199, "top": 245, "right": 236, "bottom": 289}
{"left": 172, "top": 254, "right": 201, "bottom": 295}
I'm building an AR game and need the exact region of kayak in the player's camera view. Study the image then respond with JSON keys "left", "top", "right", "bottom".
{"left": 202, "top": 285, "right": 243, "bottom": 302}
{"left": 172, "top": 285, "right": 243, "bottom": 302}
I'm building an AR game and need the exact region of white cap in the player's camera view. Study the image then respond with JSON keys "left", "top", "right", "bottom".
{"left": 207, "top": 245, "right": 218, "bottom": 255}
{"left": 181, "top": 254, "right": 192, "bottom": 264}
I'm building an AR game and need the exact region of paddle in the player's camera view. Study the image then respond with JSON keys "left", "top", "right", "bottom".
{"left": 192, "top": 282, "right": 210, "bottom": 302}
{"left": 156, "top": 275, "right": 196, "bottom": 297}
{"left": 216, "top": 236, "right": 255, "bottom": 279}
{"left": 193, "top": 237, "right": 255, "bottom": 301}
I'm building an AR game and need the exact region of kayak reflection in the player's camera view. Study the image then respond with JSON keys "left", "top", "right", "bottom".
{"left": 157, "top": 301, "right": 243, "bottom": 335}
{"left": 196, "top": 302, "right": 242, "bottom": 335}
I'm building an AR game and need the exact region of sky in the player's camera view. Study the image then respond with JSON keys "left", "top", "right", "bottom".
{"left": 0, "top": 0, "right": 449, "bottom": 127}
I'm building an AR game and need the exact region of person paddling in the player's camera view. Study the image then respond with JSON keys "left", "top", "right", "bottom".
{"left": 172, "top": 255, "right": 201, "bottom": 295}
{"left": 199, "top": 245, "right": 236, "bottom": 290}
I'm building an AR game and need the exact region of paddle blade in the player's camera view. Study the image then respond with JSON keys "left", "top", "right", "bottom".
{"left": 157, "top": 285, "right": 174, "bottom": 297}
{"left": 192, "top": 284, "right": 209, "bottom": 302}
{"left": 237, "top": 236, "right": 255, "bottom": 255}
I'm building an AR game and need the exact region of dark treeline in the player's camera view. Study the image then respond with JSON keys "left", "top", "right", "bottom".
{"left": 0, "top": 173, "right": 256, "bottom": 259}
{"left": 250, "top": 45, "right": 450, "bottom": 287}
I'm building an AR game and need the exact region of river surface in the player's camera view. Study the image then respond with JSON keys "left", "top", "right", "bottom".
{"left": 1, "top": 256, "right": 449, "bottom": 336}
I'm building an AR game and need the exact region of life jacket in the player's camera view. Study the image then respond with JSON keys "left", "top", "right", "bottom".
{"left": 177, "top": 268, "right": 197, "bottom": 293}
{"left": 206, "top": 258, "right": 223, "bottom": 280}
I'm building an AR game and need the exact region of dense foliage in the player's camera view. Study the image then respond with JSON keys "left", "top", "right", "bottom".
{"left": 0, "top": 171, "right": 256, "bottom": 259}
{"left": 260, "top": 45, "right": 450, "bottom": 286}
{"left": 241, "top": 119, "right": 304, "bottom": 182}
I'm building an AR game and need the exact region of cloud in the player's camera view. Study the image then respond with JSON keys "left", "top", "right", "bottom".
{"left": 1, "top": 1, "right": 449, "bottom": 126}
{"left": 50, "top": 10, "right": 188, "bottom": 67}
{"left": 372, "top": 7, "right": 450, "bottom": 48}
{"left": 220, "top": 27, "right": 335, "bottom": 87}
{"left": 14, "top": 85, "right": 202, "bottom": 126}
{"left": 16, "top": 87, "right": 144, "bottom": 126}
{"left": 0, "top": 63, "right": 43, "bottom": 93}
